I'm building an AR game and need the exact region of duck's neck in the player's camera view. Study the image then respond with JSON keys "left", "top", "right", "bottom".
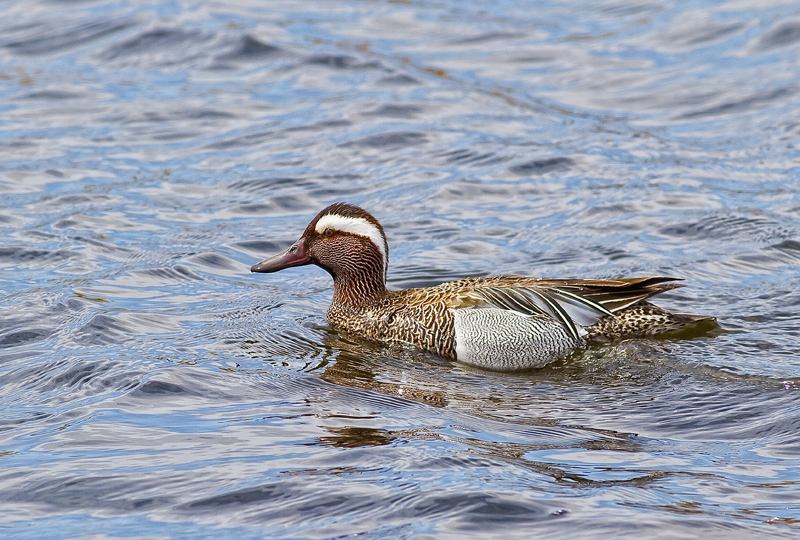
{"left": 331, "top": 269, "right": 387, "bottom": 307}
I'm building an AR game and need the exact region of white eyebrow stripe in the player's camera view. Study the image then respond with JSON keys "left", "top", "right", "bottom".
{"left": 315, "top": 214, "right": 388, "bottom": 276}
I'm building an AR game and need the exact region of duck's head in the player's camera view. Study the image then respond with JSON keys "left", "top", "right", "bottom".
{"left": 251, "top": 203, "right": 388, "bottom": 303}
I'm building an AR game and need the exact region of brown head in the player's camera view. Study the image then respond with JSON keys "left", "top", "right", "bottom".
{"left": 251, "top": 203, "right": 389, "bottom": 305}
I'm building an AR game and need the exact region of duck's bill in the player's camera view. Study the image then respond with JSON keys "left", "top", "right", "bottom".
{"left": 251, "top": 240, "right": 311, "bottom": 273}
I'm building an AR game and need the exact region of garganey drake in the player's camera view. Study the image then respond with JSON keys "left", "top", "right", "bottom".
{"left": 251, "top": 203, "right": 713, "bottom": 371}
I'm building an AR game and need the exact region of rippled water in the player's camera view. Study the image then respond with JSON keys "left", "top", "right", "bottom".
{"left": 2, "top": 0, "right": 800, "bottom": 538}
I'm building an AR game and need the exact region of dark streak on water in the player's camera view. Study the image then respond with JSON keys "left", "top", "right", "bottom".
{"left": 1, "top": 0, "right": 800, "bottom": 539}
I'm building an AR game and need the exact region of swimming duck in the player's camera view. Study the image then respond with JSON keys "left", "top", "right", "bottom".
{"left": 251, "top": 203, "right": 712, "bottom": 371}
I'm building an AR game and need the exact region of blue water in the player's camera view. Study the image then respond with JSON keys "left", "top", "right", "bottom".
{"left": 1, "top": 0, "right": 800, "bottom": 538}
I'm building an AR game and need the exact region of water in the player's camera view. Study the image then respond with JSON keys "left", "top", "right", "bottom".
{"left": 1, "top": 0, "right": 799, "bottom": 538}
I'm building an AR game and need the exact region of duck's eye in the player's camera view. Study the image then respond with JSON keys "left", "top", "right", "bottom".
{"left": 323, "top": 227, "right": 335, "bottom": 237}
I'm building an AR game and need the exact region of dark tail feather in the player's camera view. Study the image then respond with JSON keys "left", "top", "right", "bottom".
{"left": 673, "top": 313, "right": 716, "bottom": 324}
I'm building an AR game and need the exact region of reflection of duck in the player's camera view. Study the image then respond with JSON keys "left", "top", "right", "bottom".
{"left": 315, "top": 331, "right": 450, "bottom": 407}
{"left": 252, "top": 203, "right": 714, "bottom": 371}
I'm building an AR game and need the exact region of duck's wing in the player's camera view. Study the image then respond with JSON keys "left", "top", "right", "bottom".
{"left": 534, "top": 277, "right": 684, "bottom": 312}
{"left": 451, "top": 277, "right": 684, "bottom": 342}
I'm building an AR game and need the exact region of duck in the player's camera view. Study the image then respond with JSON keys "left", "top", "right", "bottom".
{"left": 251, "top": 203, "right": 713, "bottom": 371}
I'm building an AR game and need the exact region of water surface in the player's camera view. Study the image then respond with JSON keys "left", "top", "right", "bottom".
{"left": 1, "top": 0, "right": 800, "bottom": 538}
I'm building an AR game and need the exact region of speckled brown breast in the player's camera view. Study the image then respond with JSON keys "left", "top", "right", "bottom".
{"left": 328, "top": 283, "right": 461, "bottom": 359}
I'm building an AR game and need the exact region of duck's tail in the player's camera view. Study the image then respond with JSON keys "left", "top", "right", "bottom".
{"left": 586, "top": 302, "right": 717, "bottom": 342}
